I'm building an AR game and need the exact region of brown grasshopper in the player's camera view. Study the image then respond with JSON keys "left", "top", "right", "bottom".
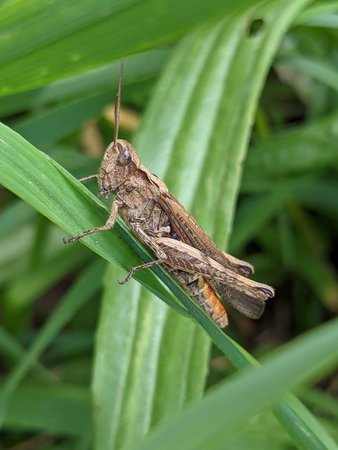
{"left": 64, "top": 60, "right": 274, "bottom": 328}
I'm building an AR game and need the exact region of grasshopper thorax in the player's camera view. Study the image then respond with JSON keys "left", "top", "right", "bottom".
{"left": 98, "top": 139, "right": 140, "bottom": 195}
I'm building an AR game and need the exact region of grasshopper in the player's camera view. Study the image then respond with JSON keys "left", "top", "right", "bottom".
{"left": 64, "top": 60, "right": 274, "bottom": 328}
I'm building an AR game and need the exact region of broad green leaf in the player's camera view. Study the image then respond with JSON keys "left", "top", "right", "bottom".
{"left": 0, "top": 50, "right": 169, "bottom": 117}
{"left": 0, "top": 0, "right": 258, "bottom": 95}
{"left": 133, "top": 317, "right": 338, "bottom": 450}
{"left": 93, "top": 1, "right": 335, "bottom": 450}
{"left": 13, "top": 91, "right": 119, "bottom": 148}
{"left": 9, "top": 51, "right": 169, "bottom": 148}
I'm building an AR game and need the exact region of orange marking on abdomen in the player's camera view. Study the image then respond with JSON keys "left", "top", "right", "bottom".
{"left": 197, "top": 278, "right": 228, "bottom": 328}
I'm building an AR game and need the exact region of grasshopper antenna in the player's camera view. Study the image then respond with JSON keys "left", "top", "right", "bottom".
{"left": 114, "top": 58, "right": 124, "bottom": 148}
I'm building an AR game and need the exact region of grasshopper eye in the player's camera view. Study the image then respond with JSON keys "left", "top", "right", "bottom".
{"left": 117, "top": 148, "right": 131, "bottom": 166}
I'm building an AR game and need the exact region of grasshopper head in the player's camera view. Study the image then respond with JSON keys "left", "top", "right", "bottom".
{"left": 98, "top": 139, "right": 140, "bottom": 195}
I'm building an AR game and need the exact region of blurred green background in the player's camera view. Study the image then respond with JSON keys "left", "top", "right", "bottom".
{"left": 0, "top": 1, "right": 338, "bottom": 449}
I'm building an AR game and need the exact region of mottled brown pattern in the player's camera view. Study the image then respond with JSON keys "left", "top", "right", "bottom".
{"left": 65, "top": 63, "right": 274, "bottom": 328}
{"left": 66, "top": 137, "right": 274, "bottom": 327}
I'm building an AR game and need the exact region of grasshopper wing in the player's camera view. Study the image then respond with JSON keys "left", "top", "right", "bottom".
{"left": 156, "top": 237, "right": 273, "bottom": 319}
{"left": 156, "top": 238, "right": 274, "bottom": 301}
{"left": 208, "top": 281, "right": 265, "bottom": 319}
{"left": 158, "top": 193, "right": 253, "bottom": 277}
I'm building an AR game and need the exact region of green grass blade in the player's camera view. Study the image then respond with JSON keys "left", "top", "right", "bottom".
{"left": 94, "top": 267, "right": 201, "bottom": 450}
{"left": 244, "top": 111, "right": 338, "bottom": 181}
{"left": 230, "top": 191, "right": 291, "bottom": 253}
{"left": 0, "top": 260, "right": 104, "bottom": 427}
{"left": 273, "top": 394, "right": 338, "bottom": 450}
{"left": 302, "top": 388, "right": 338, "bottom": 421}
{"left": 3, "top": 384, "right": 91, "bottom": 435}
{"left": 0, "top": 201, "right": 36, "bottom": 237}
{"left": 296, "top": 2, "right": 338, "bottom": 27}
{"left": 0, "top": 326, "right": 54, "bottom": 383}
{"left": 0, "top": 122, "right": 184, "bottom": 316}
{"left": 132, "top": 317, "right": 338, "bottom": 450}
{"left": 5, "top": 244, "right": 91, "bottom": 311}
{"left": 0, "top": 50, "right": 169, "bottom": 116}
{"left": 0, "top": 0, "right": 257, "bottom": 94}
{"left": 93, "top": 264, "right": 142, "bottom": 450}
{"left": 13, "top": 91, "right": 117, "bottom": 148}
{"left": 281, "top": 57, "right": 338, "bottom": 93}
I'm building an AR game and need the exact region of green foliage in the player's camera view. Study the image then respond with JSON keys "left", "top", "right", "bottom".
{"left": 1, "top": 1, "right": 338, "bottom": 449}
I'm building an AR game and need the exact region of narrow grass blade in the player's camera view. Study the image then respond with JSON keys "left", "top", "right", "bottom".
{"left": 132, "top": 317, "right": 338, "bottom": 450}
{"left": 0, "top": 260, "right": 104, "bottom": 427}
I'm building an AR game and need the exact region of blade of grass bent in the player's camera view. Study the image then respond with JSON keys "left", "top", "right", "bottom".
{"left": 0, "top": 122, "right": 185, "bottom": 317}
